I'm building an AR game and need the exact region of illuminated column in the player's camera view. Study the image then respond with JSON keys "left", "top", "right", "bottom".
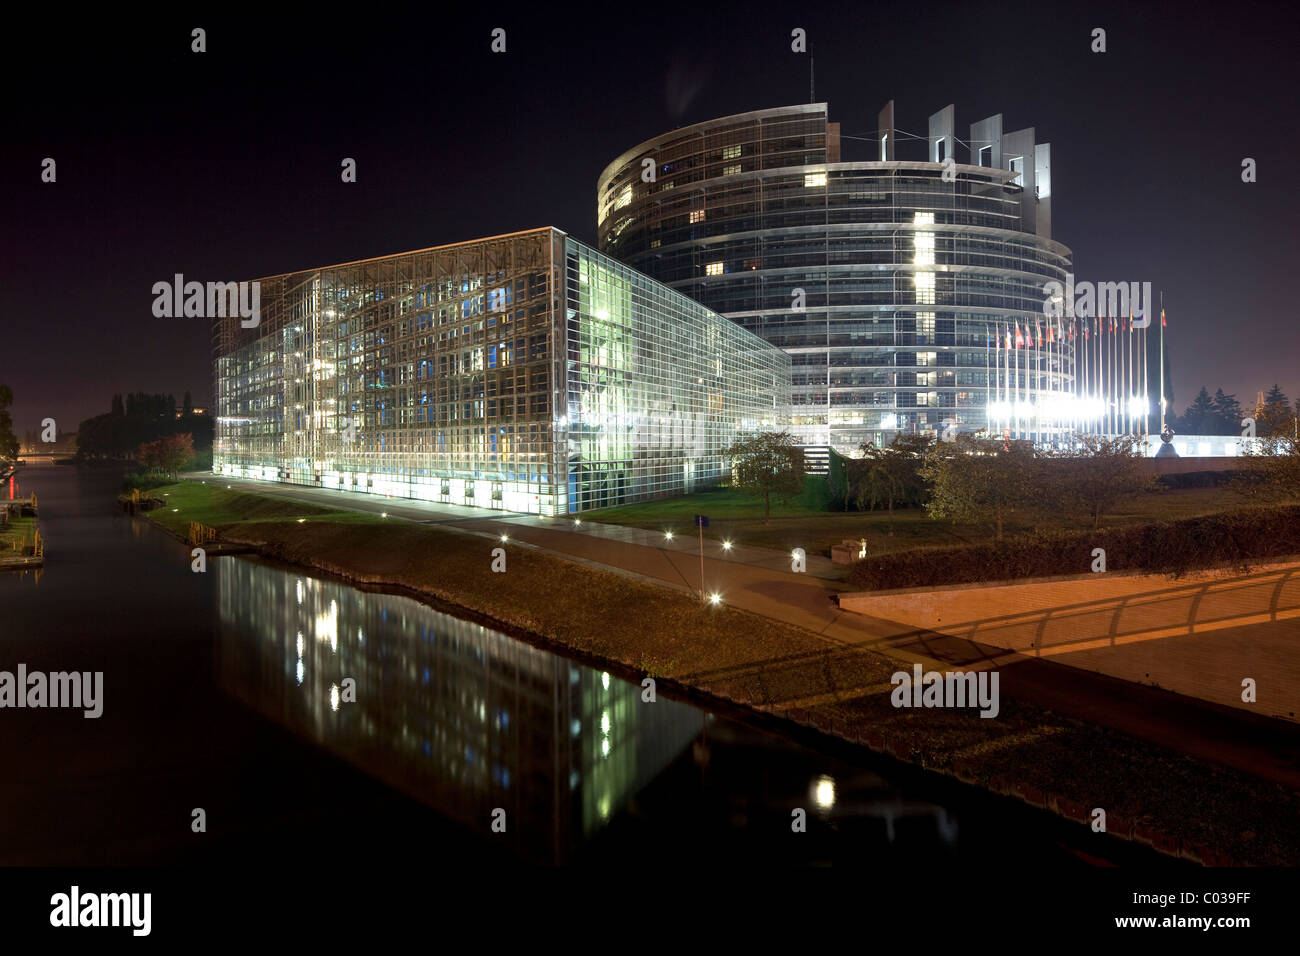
{"left": 913, "top": 212, "right": 936, "bottom": 435}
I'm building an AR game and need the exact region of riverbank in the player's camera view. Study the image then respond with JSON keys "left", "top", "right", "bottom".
{"left": 0, "top": 512, "right": 42, "bottom": 570}
{"left": 144, "top": 480, "right": 1300, "bottom": 864}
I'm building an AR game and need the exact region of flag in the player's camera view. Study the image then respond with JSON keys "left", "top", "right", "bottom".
{"left": 1161, "top": 308, "right": 1167, "bottom": 328}
{"left": 1015, "top": 324, "right": 1024, "bottom": 348}
{"left": 1006, "top": 327, "right": 1012, "bottom": 351}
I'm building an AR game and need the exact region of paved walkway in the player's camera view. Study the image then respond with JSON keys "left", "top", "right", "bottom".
{"left": 192, "top": 473, "right": 1300, "bottom": 789}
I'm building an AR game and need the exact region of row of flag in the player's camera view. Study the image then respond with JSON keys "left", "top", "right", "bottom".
{"left": 988, "top": 310, "right": 1168, "bottom": 348}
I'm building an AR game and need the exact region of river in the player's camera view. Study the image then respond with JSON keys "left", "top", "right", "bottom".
{"left": 0, "top": 465, "right": 1166, "bottom": 866}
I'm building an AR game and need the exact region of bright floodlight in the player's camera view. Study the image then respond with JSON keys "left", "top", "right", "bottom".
{"left": 664, "top": 531, "right": 674, "bottom": 541}
{"left": 500, "top": 534, "right": 509, "bottom": 542}
{"left": 721, "top": 540, "right": 733, "bottom": 551}
{"left": 708, "top": 593, "right": 722, "bottom": 605}
{"left": 813, "top": 774, "right": 836, "bottom": 809}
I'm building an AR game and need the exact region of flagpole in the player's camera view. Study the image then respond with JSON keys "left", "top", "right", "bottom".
{"left": 1112, "top": 314, "right": 1118, "bottom": 435}
{"left": 1142, "top": 307, "right": 1149, "bottom": 440}
{"left": 1126, "top": 312, "right": 1132, "bottom": 435}
{"left": 1159, "top": 291, "right": 1166, "bottom": 433}
{"left": 1102, "top": 315, "right": 1107, "bottom": 435}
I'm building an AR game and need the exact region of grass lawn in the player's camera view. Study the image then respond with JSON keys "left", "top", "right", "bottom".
{"left": 571, "top": 484, "right": 1254, "bottom": 556}
{"left": 142, "top": 482, "right": 384, "bottom": 537}
{"left": 0, "top": 514, "right": 36, "bottom": 553}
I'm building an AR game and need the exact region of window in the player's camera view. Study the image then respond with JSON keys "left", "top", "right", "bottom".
{"left": 722, "top": 145, "right": 741, "bottom": 160}
{"left": 723, "top": 163, "right": 740, "bottom": 176}
{"left": 705, "top": 261, "right": 724, "bottom": 276}
{"left": 804, "top": 172, "right": 826, "bottom": 187}
{"left": 1008, "top": 155, "right": 1024, "bottom": 186}
{"left": 977, "top": 145, "right": 992, "bottom": 167}
{"left": 689, "top": 209, "right": 705, "bottom": 223}
{"left": 615, "top": 184, "right": 632, "bottom": 210}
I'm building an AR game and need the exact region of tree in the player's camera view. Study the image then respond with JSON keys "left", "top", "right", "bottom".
{"left": 1177, "top": 387, "right": 1216, "bottom": 434}
{"left": 136, "top": 433, "right": 194, "bottom": 478}
{"left": 723, "top": 430, "right": 804, "bottom": 523}
{"left": 0, "top": 385, "right": 19, "bottom": 462}
{"left": 1210, "top": 389, "right": 1244, "bottom": 436}
{"left": 1259, "top": 384, "right": 1292, "bottom": 436}
{"left": 1238, "top": 406, "right": 1300, "bottom": 501}
{"left": 920, "top": 435, "right": 1039, "bottom": 541}
{"left": 1047, "top": 434, "right": 1156, "bottom": 528}
{"left": 854, "top": 434, "right": 932, "bottom": 528}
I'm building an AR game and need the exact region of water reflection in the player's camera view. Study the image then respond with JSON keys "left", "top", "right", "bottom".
{"left": 215, "top": 558, "right": 701, "bottom": 863}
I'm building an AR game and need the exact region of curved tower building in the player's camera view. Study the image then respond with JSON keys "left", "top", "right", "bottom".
{"left": 597, "top": 102, "right": 1074, "bottom": 455}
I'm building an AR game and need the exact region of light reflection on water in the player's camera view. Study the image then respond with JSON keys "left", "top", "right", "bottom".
{"left": 215, "top": 558, "right": 701, "bottom": 864}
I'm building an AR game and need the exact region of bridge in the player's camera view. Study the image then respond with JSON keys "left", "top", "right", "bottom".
{"left": 13, "top": 454, "right": 75, "bottom": 466}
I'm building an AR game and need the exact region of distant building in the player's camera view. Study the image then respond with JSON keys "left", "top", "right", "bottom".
{"left": 598, "top": 102, "right": 1073, "bottom": 454}
{"left": 212, "top": 228, "right": 788, "bottom": 513}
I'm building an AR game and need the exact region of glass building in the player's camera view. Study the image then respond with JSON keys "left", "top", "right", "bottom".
{"left": 598, "top": 102, "right": 1075, "bottom": 455}
{"left": 212, "top": 227, "right": 788, "bottom": 514}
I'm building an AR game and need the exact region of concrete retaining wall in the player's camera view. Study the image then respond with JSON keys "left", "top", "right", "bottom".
{"left": 840, "top": 560, "right": 1300, "bottom": 722}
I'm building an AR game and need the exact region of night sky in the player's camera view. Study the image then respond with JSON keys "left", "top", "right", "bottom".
{"left": 3, "top": 1, "right": 1296, "bottom": 435}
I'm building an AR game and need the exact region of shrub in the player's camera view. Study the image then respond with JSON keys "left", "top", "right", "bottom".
{"left": 121, "top": 471, "right": 173, "bottom": 492}
{"left": 847, "top": 505, "right": 1300, "bottom": 590}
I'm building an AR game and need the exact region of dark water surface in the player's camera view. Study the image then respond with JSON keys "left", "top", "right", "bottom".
{"left": 0, "top": 465, "right": 1167, "bottom": 867}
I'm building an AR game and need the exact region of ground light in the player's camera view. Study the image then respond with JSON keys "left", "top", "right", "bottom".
{"left": 721, "top": 540, "right": 733, "bottom": 551}
{"left": 297, "top": 518, "right": 306, "bottom": 524}
{"left": 500, "top": 534, "right": 509, "bottom": 542}
{"left": 664, "top": 531, "right": 674, "bottom": 541}
{"left": 813, "top": 774, "right": 836, "bottom": 809}
{"left": 708, "top": 593, "right": 722, "bottom": 606}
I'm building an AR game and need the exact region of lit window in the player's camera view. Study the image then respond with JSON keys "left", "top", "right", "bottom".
{"left": 722, "top": 145, "right": 741, "bottom": 160}
{"left": 1008, "top": 155, "right": 1024, "bottom": 186}
{"left": 723, "top": 164, "right": 740, "bottom": 176}
{"left": 689, "top": 209, "right": 705, "bottom": 223}
{"left": 914, "top": 272, "right": 935, "bottom": 303}
{"left": 705, "top": 261, "right": 724, "bottom": 276}
{"left": 804, "top": 172, "right": 827, "bottom": 187}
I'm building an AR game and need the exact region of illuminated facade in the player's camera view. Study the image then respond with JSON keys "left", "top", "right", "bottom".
{"left": 598, "top": 103, "right": 1075, "bottom": 453}
{"left": 212, "top": 228, "right": 788, "bottom": 513}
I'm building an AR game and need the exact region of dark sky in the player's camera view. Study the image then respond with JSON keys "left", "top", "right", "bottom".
{"left": 3, "top": 1, "right": 1297, "bottom": 435}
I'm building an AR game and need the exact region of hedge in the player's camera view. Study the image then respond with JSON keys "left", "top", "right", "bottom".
{"left": 847, "top": 504, "right": 1300, "bottom": 590}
